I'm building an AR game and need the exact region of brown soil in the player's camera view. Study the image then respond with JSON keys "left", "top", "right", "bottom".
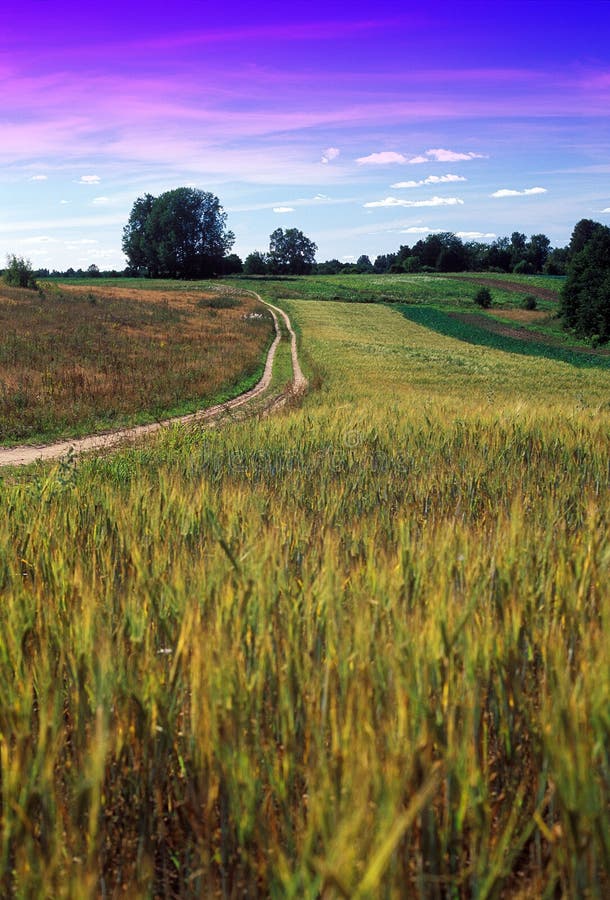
{"left": 454, "top": 275, "right": 560, "bottom": 302}
{"left": 494, "top": 309, "right": 550, "bottom": 324}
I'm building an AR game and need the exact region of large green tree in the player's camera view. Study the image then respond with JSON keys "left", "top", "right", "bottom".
{"left": 122, "top": 188, "right": 234, "bottom": 278}
{"left": 267, "top": 228, "right": 317, "bottom": 275}
{"left": 561, "top": 223, "right": 610, "bottom": 342}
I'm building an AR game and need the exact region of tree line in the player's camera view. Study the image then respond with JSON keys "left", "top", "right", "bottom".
{"left": 118, "top": 187, "right": 575, "bottom": 279}
{"left": 4, "top": 187, "right": 609, "bottom": 342}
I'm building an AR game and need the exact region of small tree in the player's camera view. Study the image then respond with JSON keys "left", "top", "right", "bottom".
{"left": 474, "top": 287, "right": 492, "bottom": 309}
{"left": 267, "top": 228, "right": 317, "bottom": 275}
{"left": 4, "top": 254, "right": 37, "bottom": 289}
{"left": 243, "top": 251, "right": 268, "bottom": 275}
{"left": 521, "top": 294, "right": 537, "bottom": 310}
{"left": 356, "top": 254, "right": 374, "bottom": 273}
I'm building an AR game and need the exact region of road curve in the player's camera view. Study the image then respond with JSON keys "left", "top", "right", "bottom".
{"left": 0, "top": 291, "right": 306, "bottom": 469}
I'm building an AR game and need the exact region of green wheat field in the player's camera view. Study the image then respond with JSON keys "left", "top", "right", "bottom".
{"left": 1, "top": 281, "right": 608, "bottom": 897}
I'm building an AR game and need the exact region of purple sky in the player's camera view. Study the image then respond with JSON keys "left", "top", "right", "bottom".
{"left": 1, "top": 0, "right": 610, "bottom": 268}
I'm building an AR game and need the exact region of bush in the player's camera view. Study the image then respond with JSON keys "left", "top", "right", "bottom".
{"left": 3, "top": 254, "right": 37, "bottom": 289}
{"left": 521, "top": 294, "right": 538, "bottom": 310}
{"left": 474, "top": 287, "right": 492, "bottom": 309}
{"left": 513, "top": 259, "right": 534, "bottom": 275}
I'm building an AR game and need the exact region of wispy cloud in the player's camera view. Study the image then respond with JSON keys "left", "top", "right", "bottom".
{"left": 601, "top": 207, "right": 610, "bottom": 213}
{"left": 456, "top": 231, "right": 497, "bottom": 239}
{"left": 30, "top": 174, "right": 48, "bottom": 182}
{"left": 321, "top": 147, "right": 340, "bottom": 164}
{"left": 491, "top": 187, "right": 547, "bottom": 198}
{"left": 391, "top": 174, "right": 466, "bottom": 188}
{"left": 273, "top": 206, "right": 294, "bottom": 213}
{"left": 0, "top": 214, "right": 126, "bottom": 233}
{"left": 357, "top": 151, "right": 407, "bottom": 165}
{"left": 19, "top": 235, "right": 58, "bottom": 244}
{"left": 77, "top": 175, "right": 101, "bottom": 184}
{"left": 400, "top": 226, "right": 442, "bottom": 234}
{"left": 364, "top": 196, "right": 464, "bottom": 208}
{"left": 422, "top": 148, "right": 486, "bottom": 163}
{"left": 407, "top": 149, "right": 486, "bottom": 165}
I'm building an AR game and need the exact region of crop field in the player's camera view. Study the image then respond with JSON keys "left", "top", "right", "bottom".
{"left": 0, "top": 283, "right": 274, "bottom": 444}
{"left": 0, "top": 280, "right": 609, "bottom": 897}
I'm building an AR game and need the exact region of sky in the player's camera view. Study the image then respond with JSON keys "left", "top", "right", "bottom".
{"left": 1, "top": 0, "right": 610, "bottom": 270}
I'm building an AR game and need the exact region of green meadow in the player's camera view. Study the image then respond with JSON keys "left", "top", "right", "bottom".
{"left": 0, "top": 280, "right": 608, "bottom": 896}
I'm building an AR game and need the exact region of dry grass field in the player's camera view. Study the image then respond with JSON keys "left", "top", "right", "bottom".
{"left": 0, "top": 283, "right": 274, "bottom": 444}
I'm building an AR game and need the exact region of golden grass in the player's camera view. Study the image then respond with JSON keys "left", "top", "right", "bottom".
{"left": 0, "top": 297, "right": 608, "bottom": 896}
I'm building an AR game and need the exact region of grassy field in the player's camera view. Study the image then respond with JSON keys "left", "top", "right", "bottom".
{"left": 62, "top": 272, "right": 561, "bottom": 310}
{"left": 0, "top": 282, "right": 274, "bottom": 444}
{"left": 0, "top": 282, "right": 608, "bottom": 896}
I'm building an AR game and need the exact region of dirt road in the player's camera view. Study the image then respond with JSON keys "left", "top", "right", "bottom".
{"left": 0, "top": 292, "right": 306, "bottom": 469}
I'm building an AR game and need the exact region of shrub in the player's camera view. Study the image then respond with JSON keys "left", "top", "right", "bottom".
{"left": 521, "top": 294, "right": 538, "bottom": 310}
{"left": 513, "top": 259, "right": 535, "bottom": 275}
{"left": 474, "top": 287, "right": 492, "bottom": 309}
{"left": 3, "top": 254, "right": 37, "bottom": 289}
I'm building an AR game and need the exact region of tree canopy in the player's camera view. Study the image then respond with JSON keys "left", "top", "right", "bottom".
{"left": 267, "top": 228, "right": 317, "bottom": 275}
{"left": 122, "top": 188, "right": 234, "bottom": 278}
{"left": 561, "top": 223, "right": 610, "bottom": 343}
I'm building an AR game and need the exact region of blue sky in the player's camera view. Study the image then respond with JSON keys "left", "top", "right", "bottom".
{"left": 1, "top": 0, "right": 610, "bottom": 269}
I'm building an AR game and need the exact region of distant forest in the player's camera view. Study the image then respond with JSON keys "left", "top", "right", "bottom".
{"left": 30, "top": 218, "right": 601, "bottom": 280}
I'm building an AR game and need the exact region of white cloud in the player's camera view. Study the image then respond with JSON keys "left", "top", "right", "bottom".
{"left": 406, "top": 155, "right": 429, "bottom": 165}
{"left": 456, "top": 231, "right": 497, "bottom": 239}
{"left": 20, "top": 235, "right": 58, "bottom": 244}
{"left": 425, "top": 174, "right": 467, "bottom": 184}
{"left": 391, "top": 174, "right": 467, "bottom": 188}
{"left": 491, "top": 187, "right": 547, "bottom": 198}
{"left": 425, "top": 148, "right": 486, "bottom": 162}
{"left": 364, "top": 196, "right": 464, "bottom": 208}
{"left": 314, "top": 193, "right": 329, "bottom": 200}
{"left": 273, "top": 206, "right": 294, "bottom": 213}
{"left": 30, "top": 174, "right": 48, "bottom": 181}
{"left": 77, "top": 175, "right": 101, "bottom": 184}
{"left": 59, "top": 200, "right": 70, "bottom": 204}
{"left": 321, "top": 147, "right": 340, "bottom": 164}
{"left": 357, "top": 151, "right": 407, "bottom": 165}
{"left": 400, "top": 227, "right": 442, "bottom": 234}
{"left": 91, "top": 196, "right": 111, "bottom": 206}
{"left": 601, "top": 207, "right": 610, "bottom": 212}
